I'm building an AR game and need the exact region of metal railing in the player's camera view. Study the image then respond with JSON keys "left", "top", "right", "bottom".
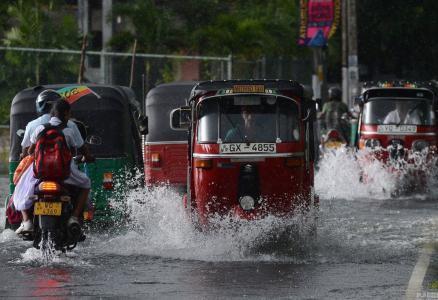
{"left": 0, "top": 46, "right": 233, "bottom": 80}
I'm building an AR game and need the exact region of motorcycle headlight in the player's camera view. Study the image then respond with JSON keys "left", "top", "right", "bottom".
{"left": 412, "top": 140, "right": 429, "bottom": 152}
{"left": 239, "top": 196, "right": 255, "bottom": 211}
{"left": 364, "top": 139, "right": 381, "bottom": 149}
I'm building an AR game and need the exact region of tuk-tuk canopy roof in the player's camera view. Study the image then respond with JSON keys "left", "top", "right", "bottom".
{"left": 145, "top": 81, "right": 196, "bottom": 142}
{"left": 10, "top": 84, "right": 139, "bottom": 116}
{"left": 191, "top": 79, "right": 304, "bottom": 101}
{"left": 361, "top": 81, "right": 437, "bottom": 101}
{"left": 362, "top": 87, "right": 435, "bottom": 103}
{"left": 9, "top": 84, "right": 142, "bottom": 162}
{"left": 145, "top": 81, "right": 196, "bottom": 107}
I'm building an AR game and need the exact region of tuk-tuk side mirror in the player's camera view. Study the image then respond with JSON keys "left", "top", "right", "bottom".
{"left": 16, "top": 129, "right": 25, "bottom": 138}
{"left": 170, "top": 106, "right": 191, "bottom": 131}
{"left": 314, "top": 98, "right": 322, "bottom": 111}
{"left": 139, "top": 115, "right": 148, "bottom": 135}
{"left": 86, "top": 135, "right": 102, "bottom": 145}
{"left": 302, "top": 99, "right": 318, "bottom": 121}
{"left": 354, "top": 95, "right": 364, "bottom": 107}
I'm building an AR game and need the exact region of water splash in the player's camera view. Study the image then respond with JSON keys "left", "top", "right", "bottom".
{"left": 86, "top": 185, "right": 317, "bottom": 262}
{"left": 3, "top": 156, "right": 437, "bottom": 265}
{"left": 316, "top": 148, "right": 438, "bottom": 200}
{"left": 0, "top": 207, "right": 5, "bottom": 231}
{"left": 13, "top": 247, "right": 91, "bottom": 267}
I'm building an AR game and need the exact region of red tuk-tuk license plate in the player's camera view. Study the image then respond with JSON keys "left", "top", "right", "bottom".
{"left": 220, "top": 143, "right": 276, "bottom": 153}
{"left": 377, "top": 125, "right": 417, "bottom": 133}
{"left": 34, "top": 202, "right": 62, "bottom": 216}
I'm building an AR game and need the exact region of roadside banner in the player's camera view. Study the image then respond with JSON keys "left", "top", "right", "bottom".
{"left": 56, "top": 86, "right": 101, "bottom": 104}
{"left": 299, "top": 0, "right": 341, "bottom": 47}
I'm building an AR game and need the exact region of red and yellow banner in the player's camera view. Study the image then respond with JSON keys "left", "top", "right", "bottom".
{"left": 299, "top": 0, "right": 341, "bottom": 47}
{"left": 56, "top": 86, "right": 100, "bottom": 104}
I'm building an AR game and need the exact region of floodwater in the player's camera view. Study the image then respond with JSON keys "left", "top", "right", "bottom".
{"left": 0, "top": 150, "right": 437, "bottom": 299}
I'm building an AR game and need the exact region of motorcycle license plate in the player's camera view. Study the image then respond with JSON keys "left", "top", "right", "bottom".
{"left": 34, "top": 202, "right": 62, "bottom": 216}
{"left": 220, "top": 143, "right": 276, "bottom": 153}
{"left": 325, "top": 141, "right": 344, "bottom": 149}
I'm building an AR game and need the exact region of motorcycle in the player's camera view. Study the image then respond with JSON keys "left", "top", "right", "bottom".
{"left": 319, "top": 128, "right": 348, "bottom": 158}
{"left": 23, "top": 154, "right": 96, "bottom": 256}
{"left": 31, "top": 179, "right": 85, "bottom": 253}
{"left": 318, "top": 113, "right": 351, "bottom": 157}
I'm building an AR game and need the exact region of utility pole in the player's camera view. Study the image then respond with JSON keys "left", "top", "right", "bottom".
{"left": 347, "top": 0, "right": 359, "bottom": 108}
{"left": 341, "top": 0, "right": 348, "bottom": 106}
{"left": 312, "top": 47, "right": 327, "bottom": 102}
{"left": 312, "top": 48, "right": 322, "bottom": 100}
{"left": 129, "top": 39, "right": 137, "bottom": 88}
{"left": 78, "top": 34, "right": 87, "bottom": 84}
{"left": 102, "top": 0, "right": 113, "bottom": 84}
{"left": 342, "top": 0, "right": 359, "bottom": 108}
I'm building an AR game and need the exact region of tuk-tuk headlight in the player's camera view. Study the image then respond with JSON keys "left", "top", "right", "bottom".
{"left": 239, "top": 196, "right": 255, "bottom": 211}
{"left": 412, "top": 140, "right": 429, "bottom": 152}
{"left": 364, "top": 139, "right": 381, "bottom": 149}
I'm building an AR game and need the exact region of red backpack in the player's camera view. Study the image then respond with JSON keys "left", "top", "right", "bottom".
{"left": 33, "top": 124, "right": 72, "bottom": 180}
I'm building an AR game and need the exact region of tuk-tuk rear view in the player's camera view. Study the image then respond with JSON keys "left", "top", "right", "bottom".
{"left": 171, "top": 80, "right": 318, "bottom": 227}
{"left": 5, "top": 84, "right": 143, "bottom": 228}
{"left": 143, "top": 82, "right": 195, "bottom": 191}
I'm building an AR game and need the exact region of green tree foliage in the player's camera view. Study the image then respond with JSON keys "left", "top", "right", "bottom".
{"left": 0, "top": 0, "right": 80, "bottom": 124}
{"left": 112, "top": 0, "right": 306, "bottom": 59}
{"left": 358, "top": 0, "right": 438, "bottom": 80}
{"left": 190, "top": 0, "right": 305, "bottom": 59}
{"left": 110, "top": 0, "right": 315, "bottom": 86}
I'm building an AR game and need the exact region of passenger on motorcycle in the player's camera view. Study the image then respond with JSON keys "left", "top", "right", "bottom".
{"left": 14, "top": 98, "right": 92, "bottom": 234}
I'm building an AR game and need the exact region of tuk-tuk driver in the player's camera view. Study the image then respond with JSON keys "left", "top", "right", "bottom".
{"left": 224, "top": 106, "right": 270, "bottom": 142}
{"left": 383, "top": 101, "right": 422, "bottom": 125}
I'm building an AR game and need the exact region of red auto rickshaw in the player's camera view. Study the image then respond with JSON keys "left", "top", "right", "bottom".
{"left": 170, "top": 80, "right": 318, "bottom": 226}
{"left": 355, "top": 81, "right": 437, "bottom": 189}
{"left": 143, "top": 82, "right": 196, "bottom": 191}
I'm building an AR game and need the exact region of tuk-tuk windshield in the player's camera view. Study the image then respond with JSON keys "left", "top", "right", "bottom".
{"left": 362, "top": 98, "right": 434, "bottom": 125}
{"left": 197, "top": 95, "right": 300, "bottom": 143}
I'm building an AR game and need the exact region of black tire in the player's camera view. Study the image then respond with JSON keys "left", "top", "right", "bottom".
{"left": 4, "top": 217, "right": 20, "bottom": 231}
{"left": 4, "top": 217, "right": 10, "bottom": 230}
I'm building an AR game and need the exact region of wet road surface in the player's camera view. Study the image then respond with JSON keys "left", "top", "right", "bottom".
{"left": 0, "top": 155, "right": 437, "bottom": 300}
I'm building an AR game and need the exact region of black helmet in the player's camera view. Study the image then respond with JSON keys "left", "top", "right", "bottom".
{"left": 328, "top": 86, "right": 342, "bottom": 101}
{"left": 36, "top": 89, "right": 63, "bottom": 114}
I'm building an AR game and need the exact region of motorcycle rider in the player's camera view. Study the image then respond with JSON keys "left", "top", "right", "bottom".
{"left": 20, "top": 90, "right": 82, "bottom": 159}
{"left": 318, "top": 86, "right": 351, "bottom": 141}
{"left": 14, "top": 90, "right": 89, "bottom": 234}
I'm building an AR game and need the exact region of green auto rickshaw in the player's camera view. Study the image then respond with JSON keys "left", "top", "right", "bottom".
{"left": 4, "top": 84, "right": 143, "bottom": 228}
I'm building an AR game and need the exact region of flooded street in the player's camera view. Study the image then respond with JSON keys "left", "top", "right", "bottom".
{"left": 0, "top": 152, "right": 437, "bottom": 299}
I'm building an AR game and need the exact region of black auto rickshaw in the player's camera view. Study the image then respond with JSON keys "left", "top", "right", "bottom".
{"left": 5, "top": 84, "right": 143, "bottom": 228}
{"left": 143, "top": 81, "right": 196, "bottom": 191}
